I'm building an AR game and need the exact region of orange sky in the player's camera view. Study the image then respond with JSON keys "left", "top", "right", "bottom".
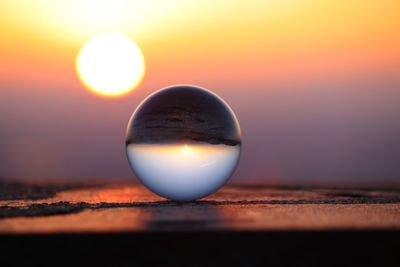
{"left": 1, "top": 0, "right": 400, "bottom": 184}
{"left": 1, "top": 0, "right": 399, "bottom": 93}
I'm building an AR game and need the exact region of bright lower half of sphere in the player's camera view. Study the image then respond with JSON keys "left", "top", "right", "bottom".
{"left": 127, "top": 144, "right": 240, "bottom": 201}
{"left": 76, "top": 33, "right": 145, "bottom": 97}
{"left": 126, "top": 85, "right": 241, "bottom": 201}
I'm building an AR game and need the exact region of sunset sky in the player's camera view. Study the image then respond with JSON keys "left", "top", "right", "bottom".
{"left": 1, "top": 0, "right": 399, "bottom": 185}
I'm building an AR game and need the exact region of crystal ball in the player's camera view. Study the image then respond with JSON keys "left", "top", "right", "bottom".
{"left": 126, "top": 85, "right": 241, "bottom": 201}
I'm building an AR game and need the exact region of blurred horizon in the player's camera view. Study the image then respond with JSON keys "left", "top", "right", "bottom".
{"left": 1, "top": 0, "right": 399, "bottom": 186}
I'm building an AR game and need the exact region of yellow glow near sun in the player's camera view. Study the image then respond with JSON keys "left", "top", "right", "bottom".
{"left": 180, "top": 145, "right": 194, "bottom": 156}
{"left": 76, "top": 33, "right": 145, "bottom": 97}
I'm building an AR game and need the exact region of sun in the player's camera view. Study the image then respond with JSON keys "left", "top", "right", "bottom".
{"left": 76, "top": 33, "right": 145, "bottom": 97}
{"left": 180, "top": 144, "right": 194, "bottom": 156}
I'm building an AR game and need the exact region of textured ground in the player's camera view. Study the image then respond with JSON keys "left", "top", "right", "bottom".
{"left": 1, "top": 182, "right": 400, "bottom": 233}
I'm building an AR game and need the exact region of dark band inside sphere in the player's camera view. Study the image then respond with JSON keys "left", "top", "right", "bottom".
{"left": 126, "top": 85, "right": 241, "bottom": 146}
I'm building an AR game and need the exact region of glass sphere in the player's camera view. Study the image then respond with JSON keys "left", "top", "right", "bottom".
{"left": 126, "top": 85, "right": 241, "bottom": 201}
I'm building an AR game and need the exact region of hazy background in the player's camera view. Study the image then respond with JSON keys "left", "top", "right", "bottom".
{"left": 0, "top": 0, "right": 399, "bottom": 186}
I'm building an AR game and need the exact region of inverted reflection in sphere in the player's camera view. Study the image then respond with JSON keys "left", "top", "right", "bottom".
{"left": 126, "top": 85, "right": 241, "bottom": 201}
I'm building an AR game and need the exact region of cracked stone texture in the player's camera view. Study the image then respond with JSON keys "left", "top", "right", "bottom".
{"left": 1, "top": 181, "right": 400, "bottom": 233}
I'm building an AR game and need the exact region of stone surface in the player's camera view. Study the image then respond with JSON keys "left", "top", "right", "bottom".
{"left": 0, "top": 182, "right": 399, "bottom": 233}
